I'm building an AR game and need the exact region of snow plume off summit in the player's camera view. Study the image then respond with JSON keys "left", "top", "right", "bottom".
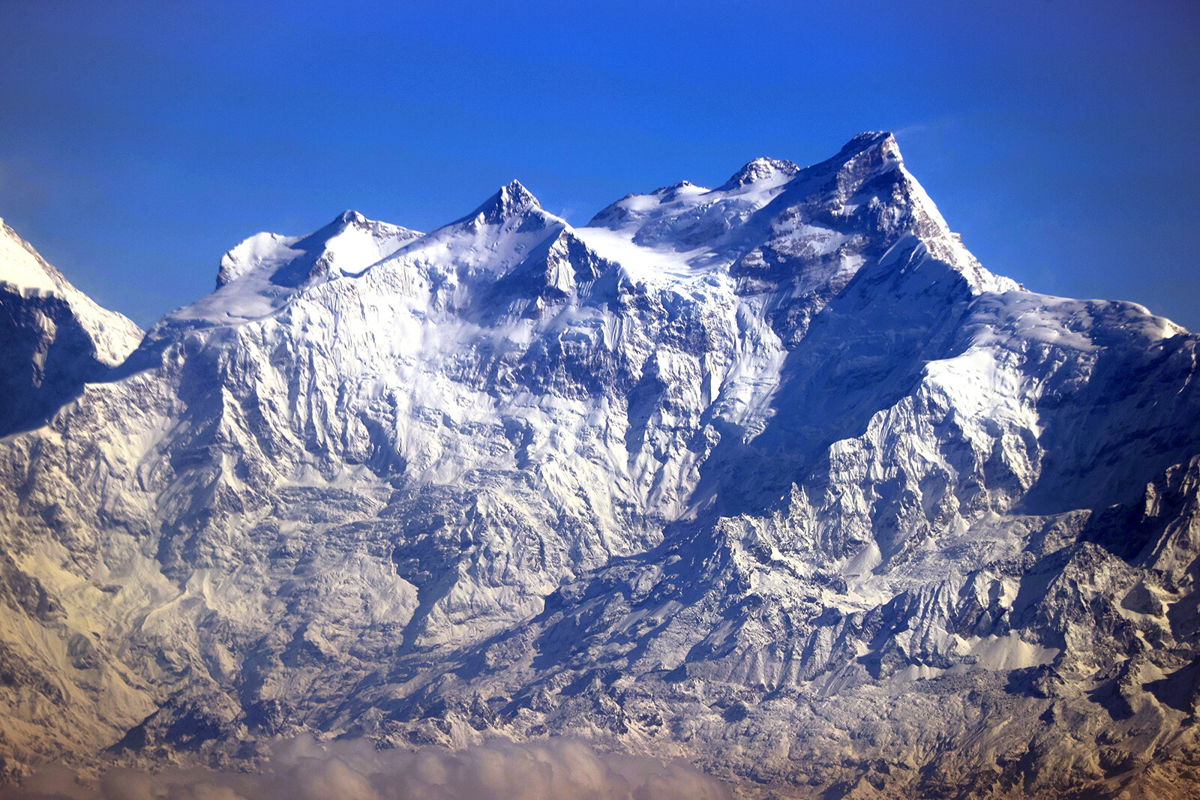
{"left": 1, "top": 133, "right": 1199, "bottom": 799}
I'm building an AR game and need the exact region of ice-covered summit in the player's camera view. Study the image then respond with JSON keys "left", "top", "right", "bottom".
{"left": 0, "top": 218, "right": 142, "bottom": 365}
{"left": 169, "top": 210, "right": 421, "bottom": 328}
{"left": 0, "top": 220, "right": 142, "bottom": 437}
{"left": 716, "top": 156, "right": 802, "bottom": 191}
{"left": 215, "top": 209, "right": 420, "bottom": 289}
{"left": 464, "top": 179, "right": 544, "bottom": 225}
{"left": 579, "top": 131, "right": 1014, "bottom": 322}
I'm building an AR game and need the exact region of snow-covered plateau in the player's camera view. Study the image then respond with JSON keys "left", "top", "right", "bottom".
{"left": 1, "top": 132, "right": 1198, "bottom": 798}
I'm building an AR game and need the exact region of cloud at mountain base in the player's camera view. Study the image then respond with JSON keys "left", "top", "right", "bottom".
{"left": 2, "top": 737, "right": 732, "bottom": 800}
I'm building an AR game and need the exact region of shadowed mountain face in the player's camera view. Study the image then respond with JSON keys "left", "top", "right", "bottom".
{"left": 1, "top": 134, "right": 1199, "bottom": 799}
{"left": 0, "top": 221, "right": 143, "bottom": 436}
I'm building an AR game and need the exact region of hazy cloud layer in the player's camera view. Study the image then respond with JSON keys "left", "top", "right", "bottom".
{"left": 2, "top": 737, "right": 732, "bottom": 800}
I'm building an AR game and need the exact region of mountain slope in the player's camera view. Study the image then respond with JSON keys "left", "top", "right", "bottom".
{"left": 0, "top": 134, "right": 1198, "bottom": 798}
{"left": 0, "top": 220, "right": 143, "bottom": 436}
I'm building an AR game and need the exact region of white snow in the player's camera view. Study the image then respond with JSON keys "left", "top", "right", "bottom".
{"left": 0, "top": 218, "right": 143, "bottom": 364}
{"left": 574, "top": 226, "right": 712, "bottom": 282}
{"left": 0, "top": 218, "right": 60, "bottom": 293}
{"left": 170, "top": 213, "right": 421, "bottom": 325}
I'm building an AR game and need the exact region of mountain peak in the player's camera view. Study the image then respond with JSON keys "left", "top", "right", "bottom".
{"left": 214, "top": 210, "right": 421, "bottom": 291}
{"left": 0, "top": 218, "right": 143, "bottom": 371}
{"left": 717, "top": 156, "right": 802, "bottom": 191}
{"left": 654, "top": 179, "right": 700, "bottom": 194}
{"left": 501, "top": 179, "right": 538, "bottom": 205}
{"left": 834, "top": 130, "right": 902, "bottom": 163}
{"left": 467, "top": 180, "right": 544, "bottom": 225}
{"left": 216, "top": 231, "right": 296, "bottom": 288}
{"left": 337, "top": 209, "right": 368, "bottom": 227}
{"left": 0, "top": 217, "right": 69, "bottom": 295}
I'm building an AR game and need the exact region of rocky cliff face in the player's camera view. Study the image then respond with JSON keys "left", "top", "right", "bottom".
{"left": 0, "top": 133, "right": 1198, "bottom": 798}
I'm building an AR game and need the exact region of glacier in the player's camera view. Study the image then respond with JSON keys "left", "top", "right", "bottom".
{"left": 0, "top": 132, "right": 1198, "bottom": 798}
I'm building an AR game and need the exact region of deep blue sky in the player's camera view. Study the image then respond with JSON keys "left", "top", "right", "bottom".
{"left": 1, "top": 0, "right": 1197, "bottom": 329}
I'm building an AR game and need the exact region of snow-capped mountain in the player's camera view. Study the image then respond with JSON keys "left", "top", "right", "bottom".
{"left": 0, "top": 219, "right": 142, "bottom": 436}
{"left": 1, "top": 133, "right": 1198, "bottom": 799}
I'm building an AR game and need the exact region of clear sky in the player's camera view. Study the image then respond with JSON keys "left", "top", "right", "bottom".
{"left": 1, "top": 0, "right": 1197, "bottom": 329}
